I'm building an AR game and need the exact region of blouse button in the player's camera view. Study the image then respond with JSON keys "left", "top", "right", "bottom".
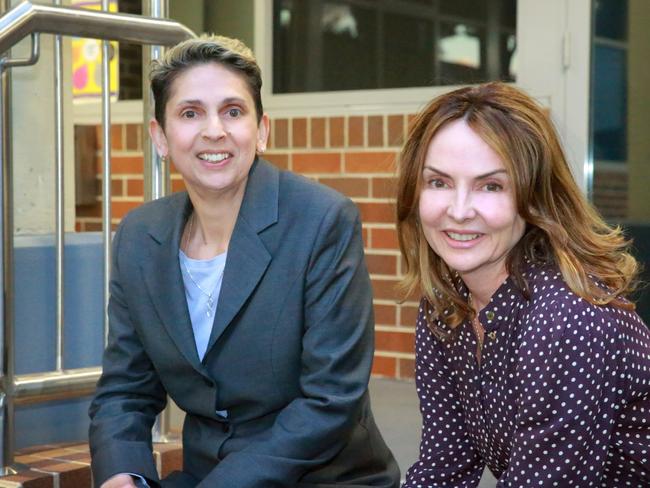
{"left": 486, "top": 311, "right": 495, "bottom": 321}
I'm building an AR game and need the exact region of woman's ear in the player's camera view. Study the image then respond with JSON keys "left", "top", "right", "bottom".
{"left": 256, "top": 113, "right": 270, "bottom": 153}
{"left": 149, "top": 118, "right": 168, "bottom": 158}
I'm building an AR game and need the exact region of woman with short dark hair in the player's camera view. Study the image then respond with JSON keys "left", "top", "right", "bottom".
{"left": 89, "top": 35, "right": 399, "bottom": 488}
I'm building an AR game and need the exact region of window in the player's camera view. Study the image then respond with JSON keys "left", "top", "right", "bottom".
{"left": 272, "top": 0, "right": 516, "bottom": 94}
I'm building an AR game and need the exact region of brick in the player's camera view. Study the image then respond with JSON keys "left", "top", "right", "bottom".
{"left": 109, "top": 155, "right": 144, "bottom": 174}
{"left": 83, "top": 221, "right": 103, "bottom": 231}
{"left": 365, "top": 253, "right": 397, "bottom": 275}
{"left": 172, "top": 179, "right": 186, "bottom": 193}
{"left": 406, "top": 114, "right": 417, "bottom": 138}
{"left": 372, "top": 177, "right": 397, "bottom": 199}
{"left": 76, "top": 203, "right": 101, "bottom": 218}
{"left": 356, "top": 202, "right": 395, "bottom": 224}
{"left": 0, "top": 468, "right": 53, "bottom": 487}
{"left": 348, "top": 116, "right": 364, "bottom": 146}
{"left": 111, "top": 124, "right": 123, "bottom": 151}
{"left": 111, "top": 178, "right": 123, "bottom": 196}
{"left": 374, "top": 303, "right": 396, "bottom": 325}
{"left": 371, "top": 278, "right": 400, "bottom": 300}
{"left": 29, "top": 459, "right": 91, "bottom": 488}
{"left": 292, "top": 118, "right": 307, "bottom": 147}
{"left": 293, "top": 153, "right": 341, "bottom": 174}
{"left": 125, "top": 123, "right": 140, "bottom": 151}
{"left": 274, "top": 119, "right": 289, "bottom": 148}
{"left": 345, "top": 152, "right": 396, "bottom": 173}
{"left": 387, "top": 114, "right": 405, "bottom": 147}
{"left": 52, "top": 451, "right": 91, "bottom": 464}
{"left": 154, "top": 442, "right": 183, "bottom": 478}
{"left": 399, "top": 358, "right": 416, "bottom": 379}
{"left": 127, "top": 178, "right": 144, "bottom": 197}
{"left": 371, "top": 227, "right": 399, "bottom": 249}
{"left": 371, "top": 356, "right": 396, "bottom": 377}
{"left": 310, "top": 117, "right": 326, "bottom": 148}
{"left": 375, "top": 330, "right": 414, "bottom": 354}
{"left": 329, "top": 117, "right": 344, "bottom": 147}
{"left": 367, "top": 115, "right": 384, "bottom": 147}
{"left": 362, "top": 227, "right": 369, "bottom": 248}
{"left": 318, "top": 177, "right": 368, "bottom": 198}
{"left": 264, "top": 153, "right": 289, "bottom": 171}
{"left": 112, "top": 200, "right": 142, "bottom": 219}
{"left": 400, "top": 303, "right": 420, "bottom": 327}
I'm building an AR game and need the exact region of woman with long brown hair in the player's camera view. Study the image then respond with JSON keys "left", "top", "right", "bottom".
{"left": 397, "top": 82, "right": 650, "bottom": 486}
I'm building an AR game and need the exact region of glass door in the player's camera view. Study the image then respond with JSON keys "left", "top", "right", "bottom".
{"left": 589, "top": 0, "right": 650, "bottom": 322}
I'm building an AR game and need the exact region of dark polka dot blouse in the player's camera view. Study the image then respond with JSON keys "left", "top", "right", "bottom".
{"left": 403, "top": 263, "right": 650, "bottom": 487}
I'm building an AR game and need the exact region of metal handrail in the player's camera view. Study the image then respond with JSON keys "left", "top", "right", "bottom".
{"left": 0, "top": 0, "right": 195, "bottom": 472}
{"left": 0, "top": 1, "right": 193, "bottom": 54}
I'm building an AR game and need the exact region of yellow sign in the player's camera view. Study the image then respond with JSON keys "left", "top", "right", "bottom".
{"left": 71, "top": 0, "right": 119, "bottom": 100}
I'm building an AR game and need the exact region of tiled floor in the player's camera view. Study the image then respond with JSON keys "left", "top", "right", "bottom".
{"left": 370, "top": 377, "right": 498, "bottom": 487}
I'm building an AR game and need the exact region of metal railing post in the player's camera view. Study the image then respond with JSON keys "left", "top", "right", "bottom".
{"left": 0, "top": 58, "right": 16, "bottom": 476}
{"left": 0, "top": 0, "right": 195, "bottom": 468}
{"left": 144, "top": 0, "right": 174, "bottom": 443}
{"left": 101, "top": 0, "right": 111, "bottom": 342}
{"left": 143, "top": 0, "right": 170, "bottom": 202}
{"left": 54, "top": 0, "right": 65, "bottom": 373}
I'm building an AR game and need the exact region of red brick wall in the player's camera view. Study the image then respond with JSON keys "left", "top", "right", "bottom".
{"left": 76, "top": 114, "right": 418, "bottom": 380}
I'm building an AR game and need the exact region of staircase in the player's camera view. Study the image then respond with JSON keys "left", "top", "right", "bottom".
{"left": 0, "top": 442, "right": 182, "bottom": 488}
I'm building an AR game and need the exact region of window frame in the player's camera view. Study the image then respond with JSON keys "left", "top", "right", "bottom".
{"left": 254, "top": 0, "right": 497, "bottom": 117}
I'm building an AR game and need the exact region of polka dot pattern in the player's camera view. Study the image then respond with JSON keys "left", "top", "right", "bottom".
{"left": 402, "top": 263, "right": 650, "bottom": 487}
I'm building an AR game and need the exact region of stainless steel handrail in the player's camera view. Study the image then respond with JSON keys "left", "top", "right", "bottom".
{"left": 0, "top": 1, "right": 194, "bottom": 54}
{"left": 0, "top": 0, "right": 195, "bottom": 471}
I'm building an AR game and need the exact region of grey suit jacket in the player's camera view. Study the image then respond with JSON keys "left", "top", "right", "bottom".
{"left": 88, "top": 159, "right": 400, "bottom": 488}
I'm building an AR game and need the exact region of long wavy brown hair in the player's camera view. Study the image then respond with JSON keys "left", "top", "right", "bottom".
{"left": 396, "top": 82, "right": 638, "bottom": 332}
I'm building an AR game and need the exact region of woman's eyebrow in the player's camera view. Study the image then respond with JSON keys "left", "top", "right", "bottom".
{"left": 423, "top": 165, "right": 507, "bottom": 179}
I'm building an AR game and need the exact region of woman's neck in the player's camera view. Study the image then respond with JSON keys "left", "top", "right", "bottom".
{"left": 463, "top": 266, "right": 509, "bottom": 313}
{"left": 184, "top": 186, "right": 245, "bottom": 259}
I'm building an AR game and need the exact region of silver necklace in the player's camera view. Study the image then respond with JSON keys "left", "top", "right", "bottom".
{"left": 182, "top": 212, "right": 224, "bottom": 317}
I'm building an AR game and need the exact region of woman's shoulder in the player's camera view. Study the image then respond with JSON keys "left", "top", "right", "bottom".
{"left": 272, "top": 162, "right": 357, "bottom": 219}
{"left": 522, "top": 262, "right": 645, "bottom": 341}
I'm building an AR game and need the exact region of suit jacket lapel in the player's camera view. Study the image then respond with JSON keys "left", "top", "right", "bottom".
{"left": 141, "top": 194, "right": 204, "bottom": 371}
{"left": 206, "top": 159, "right": 278, "bottom": 352}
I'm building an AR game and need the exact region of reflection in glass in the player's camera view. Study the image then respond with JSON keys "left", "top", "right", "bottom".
{"left": 439, "top": 24, "right": 481, "bottom": 69}
{"left": 440, "top": 0, "right": 487, "bottom": 22}
{"left": 592, "top": 46, "right": 627, "bottom": 162}
{"left": 594, "top": 0, "right": 627, "bottom": 41}
{"left": 439, "top": 22, "right": 485, "bottom": 84}
{"left": 383, "top": 13, "right": 433, "bottom": 88}
{"left": 272, "top": 0, "right": 516, "bottom": 94}
{"left": 589, "top": 0, "right": 650, "bottom": 321}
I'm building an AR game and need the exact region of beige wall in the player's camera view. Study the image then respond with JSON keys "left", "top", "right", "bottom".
{"left": 10, "top": 0, "right": 76, "bottom": 234}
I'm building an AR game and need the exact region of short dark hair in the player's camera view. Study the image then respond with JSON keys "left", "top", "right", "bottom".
{"left": 150, "top": 34, "right": 263, "bottom": 128}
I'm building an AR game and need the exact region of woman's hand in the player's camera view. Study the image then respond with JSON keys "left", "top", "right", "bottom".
{"left": 101, "top": 473, "right": 138, "bottom": 488}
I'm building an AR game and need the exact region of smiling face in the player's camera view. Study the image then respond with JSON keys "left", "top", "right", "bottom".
{"left": 150, "top": 62, "right": 269, "bottom": 200}
{"left": 418, "top": 119, "right": 526, "bottom": 292}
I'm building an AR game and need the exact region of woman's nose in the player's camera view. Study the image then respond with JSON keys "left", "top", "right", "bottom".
{"left": 202, "top": 115, "right": 226, "bottom": 140}
{"left": 446, "top": 189, "right": 476, "bottom": 222}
